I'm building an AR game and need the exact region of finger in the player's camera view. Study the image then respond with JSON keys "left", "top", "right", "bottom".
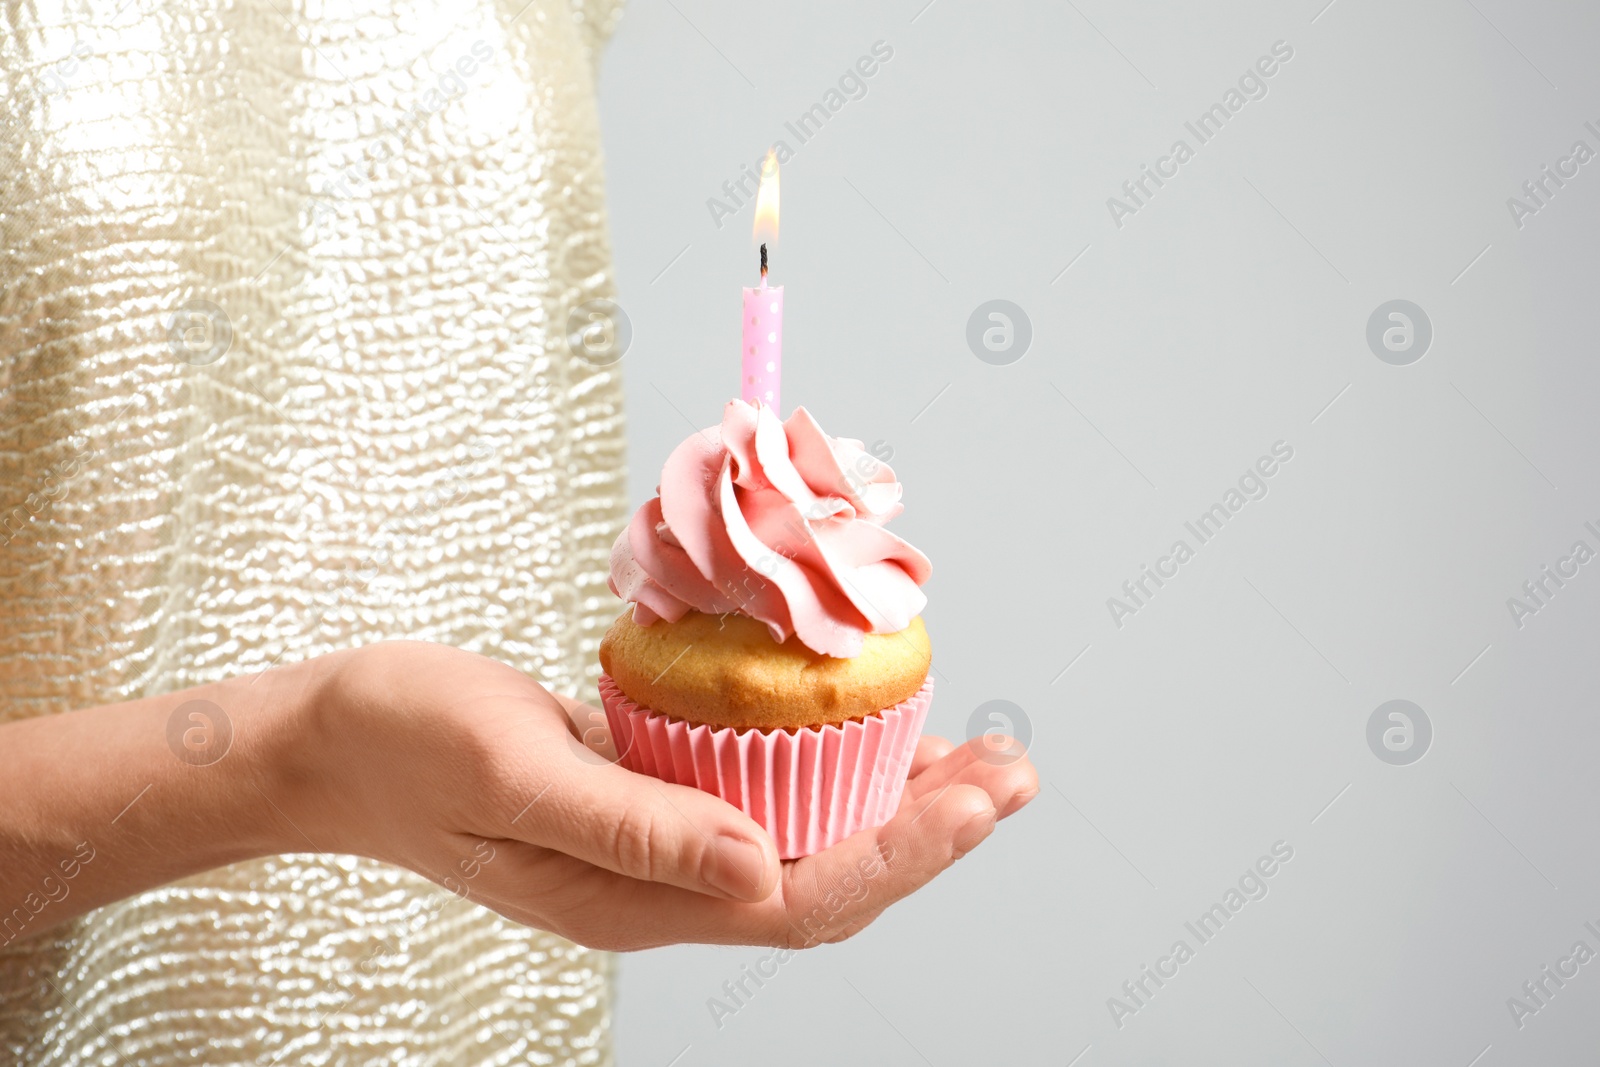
{"left": 549, "top": 692, "right": 590, "bottom": 720}
{"left": 909, "top": 735, "right": 956, "bottom": 777}
{"left": 903, "top": 735, "right": 1037, "bottom": 813}
{"left": 903, "top": 750, "right": 1038, "bottom": 820}
{"left": 776, "top": 782, "right": 997, "bottom": 946}
{"left": 511, "top": 758, "right": 781, "bottom": 904}
{"left": 901, "top": 739, "right": 984, "bottom": 801}
{"left": 496, "top": 780, "right": 998, "bottom": 951}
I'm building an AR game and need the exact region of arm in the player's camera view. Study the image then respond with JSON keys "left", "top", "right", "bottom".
{"left": 0, "top": 642, "right": 1037, "bottom": 951}
{"left": 0, "top": 658, "right": 318, "bottom": 944}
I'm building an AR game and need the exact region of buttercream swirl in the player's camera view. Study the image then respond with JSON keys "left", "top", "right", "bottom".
{"left": 609, "top": 400, "right": 931, "bottom": 658}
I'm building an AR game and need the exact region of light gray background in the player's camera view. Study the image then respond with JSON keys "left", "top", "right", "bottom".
{"left": 595, "top": 1, "right": 1600, "bottom": 1063}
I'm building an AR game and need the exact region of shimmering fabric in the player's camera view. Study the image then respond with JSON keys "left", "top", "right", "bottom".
{"left": 0, "top": 0, "right": 626, "bottom": 1062}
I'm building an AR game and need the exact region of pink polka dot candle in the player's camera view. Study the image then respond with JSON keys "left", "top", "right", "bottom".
{"left": 743, "top": 274, "right": 783, "bottom": 412}
{"left": 743, "top": 152, "right": 782, "bottom": 412}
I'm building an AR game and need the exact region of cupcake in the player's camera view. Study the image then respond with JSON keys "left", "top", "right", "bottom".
{"left": 599, "top": 398, "right": 933, "bottom": 858}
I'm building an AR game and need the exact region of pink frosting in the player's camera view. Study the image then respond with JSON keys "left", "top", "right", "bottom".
{"left": 608, "top": 400, "right": 931, "bottom": 658}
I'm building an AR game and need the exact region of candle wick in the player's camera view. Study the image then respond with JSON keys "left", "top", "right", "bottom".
{"left": 759, "top": 243, "right": 768, "bottom": 280}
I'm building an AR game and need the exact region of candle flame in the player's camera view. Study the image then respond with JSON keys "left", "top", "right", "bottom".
{"left": 752, "top": 150, "right": 779, "bottom": 249}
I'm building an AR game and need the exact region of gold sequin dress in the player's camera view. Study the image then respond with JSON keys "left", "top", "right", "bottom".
{"left": 0, "top": 0, "right": 626, "bottom": 1061}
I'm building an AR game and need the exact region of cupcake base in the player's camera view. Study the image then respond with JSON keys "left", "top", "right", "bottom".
{"left": 598, "top": 675, "right": 933, "bottom": 859}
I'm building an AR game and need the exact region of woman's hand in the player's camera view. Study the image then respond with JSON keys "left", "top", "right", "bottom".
{"left": 288, "top": 641, "right": 1038, "bottom": 951}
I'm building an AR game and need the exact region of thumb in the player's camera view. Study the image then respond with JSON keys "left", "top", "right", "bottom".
{"left": 516, "top": 756, "right": 781, "bottom": 903}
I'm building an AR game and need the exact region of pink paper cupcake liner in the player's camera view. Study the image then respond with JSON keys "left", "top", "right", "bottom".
{"left": 598, "top": 675, "right": 933, "bottom": 859}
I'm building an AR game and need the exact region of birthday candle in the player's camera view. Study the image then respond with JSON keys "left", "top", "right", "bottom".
{"left": 742, "top": 152, "right": 782, "bottom": 411}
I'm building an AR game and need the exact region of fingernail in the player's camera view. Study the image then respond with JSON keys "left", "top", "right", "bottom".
{"left": 705, "top": 835, "right": 771, "bottom": 901}
{"left": 1001, "top": 788, "right": 1039, "bottom": 819}
{"left": 953, "top": 809, "right": 996, "bottom": 857}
